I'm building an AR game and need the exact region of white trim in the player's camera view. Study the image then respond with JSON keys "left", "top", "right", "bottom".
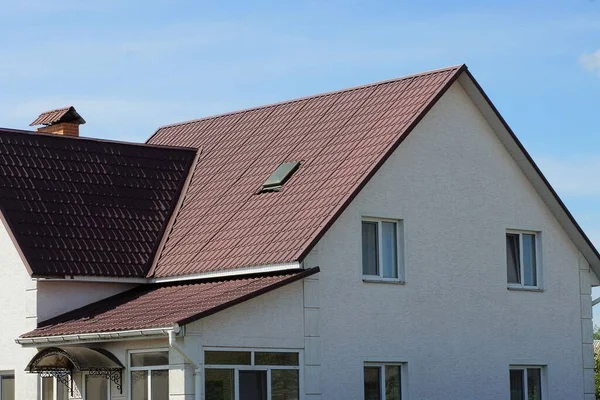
{"left": 128, "top": 349, "right": 170, "bottom": 400}
{"left": 362, "top": 362, "right": 406, "bottom": 400}
{"left": 34, "top": 276, "right": 148, "bottom": 284}
{"left": 152, "top": 262, "right": 302, "bottom": 283}
{"left": 16, "top": 327, "right": 173, "bottom": 346}
{"left": 34, "top": 262, "right": 303, "bottom": 284}
{"left": 361, "top": 217, "right": 405, "bottom": 282}
{"left": 506, "top": 230, "right": 542, "bottom": 290}
{"left": 509, "top": 365, "right": 546, "bottom": 400}
{"left": 203, "top": 347, "right": 303, "bottom": 400}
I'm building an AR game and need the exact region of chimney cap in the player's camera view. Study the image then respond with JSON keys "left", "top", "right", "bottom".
{"left": 30, "top": 106, "right": 86, "bottom": 127}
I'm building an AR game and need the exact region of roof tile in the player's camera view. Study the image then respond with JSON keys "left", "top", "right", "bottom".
{"left": 0, "top": 129, "right": 196, "bottom": 277}
{"left": 148, "top": 66, "right": 463, "bottom": 277}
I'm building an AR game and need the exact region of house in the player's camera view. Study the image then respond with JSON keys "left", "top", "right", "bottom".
{"left": 0, "top": 64, "right": 598, "bottom": 400}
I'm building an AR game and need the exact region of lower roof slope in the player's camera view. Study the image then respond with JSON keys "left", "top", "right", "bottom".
{"left": 147, "top": 65, "right": 464, "bottom": 277}
{"left": 0, "top": 129, "right": 196, "bottom": 277}
{"left": 20, "top": 268, "right": 318, "bottom": 339}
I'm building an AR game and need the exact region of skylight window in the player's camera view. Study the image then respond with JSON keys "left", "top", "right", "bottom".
{"left": 260, "top": 161, "right": 300, "bottom": 192}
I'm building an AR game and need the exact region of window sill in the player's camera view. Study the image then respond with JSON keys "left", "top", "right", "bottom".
{"left": 507, "top": 286, "right": 544, "bottom": 293}
{"left": 362, "top": 278, "right": 405, "bottom": 285}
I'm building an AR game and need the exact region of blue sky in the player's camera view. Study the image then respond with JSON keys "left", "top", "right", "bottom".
{"left": 1, "top": 0, "right": 600, "bottom": 313}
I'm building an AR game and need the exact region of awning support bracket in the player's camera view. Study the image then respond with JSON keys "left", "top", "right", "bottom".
{"left": 87, "top": 368, "right": 123, "bottom": 394}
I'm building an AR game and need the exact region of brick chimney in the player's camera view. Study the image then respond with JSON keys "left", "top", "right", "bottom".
{"left": 29, "top": 106, "right": 86, "bottom": 137}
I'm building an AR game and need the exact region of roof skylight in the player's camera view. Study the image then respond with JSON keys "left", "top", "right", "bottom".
{"left": 260, "top": 161, "right": 300, "bottom": 192}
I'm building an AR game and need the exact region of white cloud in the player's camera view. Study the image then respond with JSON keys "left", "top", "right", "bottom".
{"left": 536, "top": 156, "right": 600, "bottom": 198}
{"left": 579, "top": 50, "right": 600, "bottom": 75}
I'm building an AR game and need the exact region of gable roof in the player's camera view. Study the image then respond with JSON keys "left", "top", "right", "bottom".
{"left": 147, "top": 65, "right": 465, "bottom": 278}
{"left": 18, "top": 268, "right": 318, "bottom": 341}
{"left": 30, "top": 106, "right": 86, "bottom": 126}
{"left": 0, "top": 128, "right": 196, "bottom": 277}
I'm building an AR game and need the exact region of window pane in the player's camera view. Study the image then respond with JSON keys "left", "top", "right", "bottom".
{"left": 522, "top": 234, "right": 537, "bottom": 286}
{"left": 385, "top": 366, "right": 401, "bottom": 400}
{"left": 510, "top": 369, "right": 524, "bottom": 400}
{"left": 41, "top": 377, "right": 54, "bottom": 400}
{"left": 130, "top": 351, "right": 169, "bottom": 367}
{"left": 1, "top": 376, "right": 14, "bottom": 400}
{"left": 362, "top": 222, "right": 379, "bottom": 275}
{"left": 527, "top": 368, "right": 542, "bottom": 400}
{"left": 506, "top": 234, "right": 521, "bottom": 284}
{"left": 205, "top": 351, "right": 251, "bottom": 365}
{"left": 382, "top": 222, "right": 398, "bottom": 278}
{"left": 364, "top": 366, "right": 381, "bottom": 400}
{"left": 86, "top": 376, "right": 108, "bottom": 400}
{"left": 255, "top": 352, "right": 299, "bottom": 366}
{"left": 271, "top": 370, "right": 299, "bottom": 400}
{"left": 205, "top": 369, "right": 234, "bottom": 400}
{"left": 56, "top": 379, "right": 68, "bottom": 400}
{"left": 131, "top": 370, "right": 148, "bottom": 400}
{"left": 151, "top": 370, "right": 169, "bottom": 400}
{"left": 239, "top": 370, "right": 267, "bottom": 400}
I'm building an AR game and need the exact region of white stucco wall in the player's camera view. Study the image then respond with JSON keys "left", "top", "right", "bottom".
{"left": 36, "top": 281, "right": 136, "bottom": 322}
{"left": 300, "top": 81, "right": 595, "bottom": 399}
{"left": 0, "top": 219, "right": 39, "bottom": 399}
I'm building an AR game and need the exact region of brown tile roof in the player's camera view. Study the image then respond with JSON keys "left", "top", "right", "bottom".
{"left": 147, "top": 65, "right": 465, "bottom": 277}
{"left": 20, "top": 268, "right": 318, "bottom": 338}
{"left": 0, "top": 128, "right": 196, "bottom": 277}
{"left": 30, "top": 106, "right": 86, "bottom": 126}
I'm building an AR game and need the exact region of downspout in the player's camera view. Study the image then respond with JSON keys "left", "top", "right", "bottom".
{"left": 168, "top": 325, "right": 201, "bottom": 400}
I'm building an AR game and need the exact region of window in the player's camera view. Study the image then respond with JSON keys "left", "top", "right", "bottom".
{"left": 204, "top": 349, "right": 300, "bottom": 400}
{"left": 84, "top": 373, "right": 110, "bottom": 400}
{"left": 40, "top": 377, "right": 68, "bottom": 400}
{"left": 509, "top": 367, "right": 543, "bottom": 400}
{"left": 260, "top": 161, "right": 301, "bottom": 192}
{"left": 129, "top": 350, "right": 169, "bottom": 400}
{"left": 363, "top": 363, "right": 403, "bottom": 400}
{"left": 362, "top": 219, "right": 403, "bottom": 281}
{"left": 0, "top": 374, "right": 14, "bottom": 400}
{"left": 506, "top": 231, "right": 539, "bottom": 288}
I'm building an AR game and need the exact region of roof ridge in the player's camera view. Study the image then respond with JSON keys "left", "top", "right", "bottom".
{"left": 148, "top": 64, "right": 464, "bottom": 138}
{"left": 0, "top": 127, "right": 197, "bottom": 153}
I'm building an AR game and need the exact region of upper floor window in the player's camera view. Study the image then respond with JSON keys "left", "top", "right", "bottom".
{"left": 506, "top": 231, "right": 539, "bottom": 288}
{"left": 510, "top": 366, "right": 543, "bottom": 400}
{"left": 364, "top": 363, "right": 403, "bottom": 400}
{"left": 362, "top": 219, "right": 404, "bottom": 281}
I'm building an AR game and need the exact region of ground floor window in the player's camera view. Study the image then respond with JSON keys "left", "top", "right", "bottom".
{"left": 363, "top": 363, "right": 403, "bottom": 400}
{"left": 40, "top": 376, "right": 68, "bottom": 400}
{"left": 84, "top": 373, "right": 110, "bottom": 400}
{"left": 204, "top": 349, "right": 300, "bottom": 400}
{"left": 129, "top": 350, "right": 169, "bottom": 400}
{"left": 509, "top": 366, "right": 543, "bottom": 400}
{"left": 0, "top": 373, "right": 14, "bottom": 400}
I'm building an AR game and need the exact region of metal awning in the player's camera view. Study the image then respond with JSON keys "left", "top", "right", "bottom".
{"left": 26, "top": 347, "right": 123, "bottom": 394}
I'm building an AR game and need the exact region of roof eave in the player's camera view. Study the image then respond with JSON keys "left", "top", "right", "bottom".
{"left": 16, "top": 327, "right": 174, "bottom": 347}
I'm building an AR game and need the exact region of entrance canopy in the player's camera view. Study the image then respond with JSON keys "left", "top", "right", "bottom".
{"left": 26, "top": 347, "right": 123, "bottom": 394}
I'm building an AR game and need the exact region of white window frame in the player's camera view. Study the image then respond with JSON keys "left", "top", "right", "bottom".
{"left": 39, "top": 376, "right": 68, "bottom": 400}
{"left": 509, "top": 365, "right": 545, "bottom": 400}
{"left": 128, "top": 348, "right": 170, "bottom": 400}
{"left": 362, "top": 217, "right": 405, "bottom": 283}
{"left": 506, "top": 230, "right": 542, "bottom": 290}
{"left": 363, "top": 362, "right": 406, "bottom": 400}
{"left": 83, "top": 372, "right": 111, "bottom": 400}
{"left": 0, "top": 372, "right": 14, "bottom": 400}
{"left": 203, "top": 347, "right": 303, "bottom": 400}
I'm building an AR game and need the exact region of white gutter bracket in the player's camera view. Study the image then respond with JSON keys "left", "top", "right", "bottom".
{"left": 168, "top": 325, "right": 201, "bottom": 400}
